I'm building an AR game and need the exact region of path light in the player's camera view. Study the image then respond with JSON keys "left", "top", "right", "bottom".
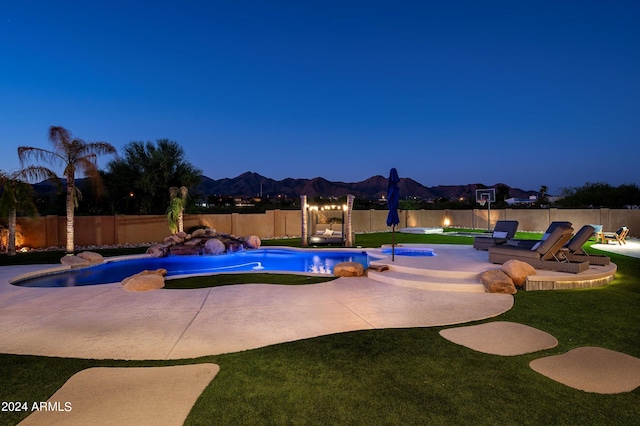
{"left": 444, "top": 218, "right": 451, "bottom": 227}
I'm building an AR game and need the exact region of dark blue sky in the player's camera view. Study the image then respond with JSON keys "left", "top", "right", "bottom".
{"left": 2, "top": 1, "right": 639, "bottom": 195}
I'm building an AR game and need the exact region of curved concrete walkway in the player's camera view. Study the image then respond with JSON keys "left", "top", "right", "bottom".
{"left": 0, "top": 245, "right": 513, "bottom": 360}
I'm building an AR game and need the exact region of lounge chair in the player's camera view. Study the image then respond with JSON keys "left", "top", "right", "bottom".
{"left": 602, "top": 227, "right": 629, "bottom": 245}
{"left": 589, "top": 224, "right": 603, "bottom": 241}
{"left": 473, "top": 220, "right": 519, "bottom": 250}
{"left": 506, "top": 221, "right": 572, "bottom": 249}
{"left": 561, "top": 225, "right": 610, "bottom": 266}
{"left": 489, "top": 224, "right": 589, "bottom": 273}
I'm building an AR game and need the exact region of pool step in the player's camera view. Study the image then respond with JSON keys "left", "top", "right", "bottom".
{"left": 367, "top": 268, "right": 485, "bottom": 293}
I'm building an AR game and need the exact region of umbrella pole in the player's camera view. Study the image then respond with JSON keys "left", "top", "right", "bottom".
{"left": 392, "top": 225, "right": 395, "bottom": 262}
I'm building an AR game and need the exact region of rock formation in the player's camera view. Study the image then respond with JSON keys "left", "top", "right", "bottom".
{"left": 146, "top": 228, "right": 261, "bottom": 257}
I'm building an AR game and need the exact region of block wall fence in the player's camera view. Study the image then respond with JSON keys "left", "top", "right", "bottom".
{"left": 14, "top": 208, "right": 639, "bottom": 249}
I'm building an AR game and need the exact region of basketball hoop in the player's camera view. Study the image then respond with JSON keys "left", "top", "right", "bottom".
{"left": 478, "top": 199, "right": 486, "bottom": 207}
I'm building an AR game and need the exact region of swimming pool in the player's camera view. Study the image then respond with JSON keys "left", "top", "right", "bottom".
{"left": 13, "top": 248, "right": 371, "bottom": 288}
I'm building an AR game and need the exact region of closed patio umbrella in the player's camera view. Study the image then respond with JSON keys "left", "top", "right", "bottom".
{"left": 386, "top": 168, "right": 400, "bottom": 261}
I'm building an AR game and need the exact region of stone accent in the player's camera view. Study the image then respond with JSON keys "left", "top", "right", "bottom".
{"left": 147, "top": 243, "right": 171, "bottom": 258}
{"left": 334, "top": 262, "right": 365, "bottom": 277}
{"left": 245, "top": 235, "right": 261, "bottom": 249}
{"left": 76, "top": 251, "right": 104, "bottom": 264}
{"left": 367, "top": 264, "right": 389, "bottom": 272}
{"left": 480, "top": 269, "right": 517, "bottom": 294}
{"left": 121, "top": 269, "right": 167, "bottom": 292}
{"left": 184, "top": 238, "right": 202, "bottom": 247}
{"left": 204, "top": 238, "right": 226, "bottom": 255}
{"left": 164, "top": 235, "right": 183, "bottom": 245}
{"left": 501, "top": 259, "right": 536, "bottom": 288}
{"left": 60, "top": 255, "right": 91, "bottom": 268}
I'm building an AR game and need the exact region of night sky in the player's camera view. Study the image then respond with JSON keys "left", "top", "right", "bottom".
{"left": 2, "top": 1, "right": 639, "bottom": 195}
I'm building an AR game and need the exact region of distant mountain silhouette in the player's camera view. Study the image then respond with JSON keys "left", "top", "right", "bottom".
{"left": 195, "top": 171, "right": 537, "bottom": 200}
{"left": 31, "top": 172, "right": 537, "bottom": 201}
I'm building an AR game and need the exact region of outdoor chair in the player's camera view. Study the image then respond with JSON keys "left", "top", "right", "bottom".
{"left": 561, "top": 225, "right": 610, "bottom": 265}
{"left": 602, "top": 227, "right": 629, "bottom": 245}
{"left": 589, "top": 224, "right": 603, "bottom": 241}
{"left": 489, "top": 224, "right": 589, "bottom": 273}
{"left": 506, "top": 221, "right": 572, "bottom": 249}
{"left": 473, "top": 220, "right": 519, "bottom": 250}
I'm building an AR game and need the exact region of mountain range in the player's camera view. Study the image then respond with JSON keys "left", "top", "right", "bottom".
{"left": 195, "top": 171, "right": 538, "bottom": 201}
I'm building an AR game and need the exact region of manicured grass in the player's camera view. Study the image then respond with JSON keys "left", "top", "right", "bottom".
{"left": 1, "top": 233, "right": 638, "bottom": 425}
{"left": 165, "top": 273, "right": 334, "bottom": 289}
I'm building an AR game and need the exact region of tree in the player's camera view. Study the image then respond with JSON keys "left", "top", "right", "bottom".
{"left": 166, "top": 186, "right": 188, "bottom": 234}
{"left": 105, "top": 139, "right": 202, "bottom": 214}
{"left": 0, "top": 166, "right": 58, "bottom": 255}
{"left": 539, "top": 185, "right": 548, "bottom": 205}
{"left": 556, "top": 182, "right": 640, "bottom": 208}
{"left": 18, "top": 126, "right": 116, "bottom": 254}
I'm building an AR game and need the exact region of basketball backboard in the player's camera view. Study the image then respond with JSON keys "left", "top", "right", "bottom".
{"left": 475, "top": 188, "right": 496, "bottom": 205}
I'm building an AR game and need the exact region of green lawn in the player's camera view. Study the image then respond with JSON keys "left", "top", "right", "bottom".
{"left": 1, "top": 232, "right": 639, "bottom": 425}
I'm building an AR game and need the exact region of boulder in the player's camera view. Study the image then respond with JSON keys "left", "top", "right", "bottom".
{"left": 204, "top": 238, "right": 226, "bottom": 255}
{"left": 334, "top": 262, "right": 365, "bottom": 277}
{"left": 121, "top": 269, "right": 167, "bottom": 292}
{"left": 184, "top": 238, "right": 202, "bottom": 247}
{"left": 176, "top": 231, "right": 188, "bottom": 239}
{"left": 245, "top": 235, "right": 261, "bottom": 249}
{"left": 164, "top": 235, "right": 183, "bottom": 245}
{"left": 76, "top": 251, "right": 104, "bottom": 264}
{"left": 480, "top": 269, "right": 517, "bottom": 294}
{"left": 60, "top": 255, "right": 91, "bottom": 268}
{"left": 147, "top": 244, "right": 170, "bottom": 258}
{"left": 501, "top": 259, "right": 536, "bottom": 288}
{"left": 191, "top": 228, "right": 208, "bottom": 238}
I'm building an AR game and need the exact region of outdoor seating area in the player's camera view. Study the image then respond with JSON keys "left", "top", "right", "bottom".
{"left": 488, "top": 224, "right": 590, "bottom": 273}
{"left": 602, "top": 227, "right": 629, "bottom": 245}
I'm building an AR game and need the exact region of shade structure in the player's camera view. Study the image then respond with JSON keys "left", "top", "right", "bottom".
{"left": 386, "top": 168, "right": 400, "bottom": 261}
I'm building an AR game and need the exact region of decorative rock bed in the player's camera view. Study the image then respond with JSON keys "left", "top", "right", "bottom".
{"left": 146, "top": 228, "right": 261, "bottom": 258}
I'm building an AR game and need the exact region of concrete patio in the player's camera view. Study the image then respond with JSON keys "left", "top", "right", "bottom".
{"left": 0, "top": 242, "right": 629, "bottom": 360}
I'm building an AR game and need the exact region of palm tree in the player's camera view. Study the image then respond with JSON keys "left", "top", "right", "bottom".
{"left": 166, "top": 186, "right": 188, "bottom": 234}
{"left": 539, "top": 185, "right": 548, "bottom": 205}
{"left": 18, "top": 126, "right": 116, "bottom": 254}
{"left": 0, "top": 166, "right": 58, "bottom": 255}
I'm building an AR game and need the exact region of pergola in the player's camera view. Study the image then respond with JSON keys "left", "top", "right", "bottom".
{"left": 300, "top": 195, "right": 355, "bottom": 246}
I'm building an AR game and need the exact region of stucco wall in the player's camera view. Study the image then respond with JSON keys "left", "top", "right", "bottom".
{"left": 12, "top": 208, "right": 640, "bottom": 249}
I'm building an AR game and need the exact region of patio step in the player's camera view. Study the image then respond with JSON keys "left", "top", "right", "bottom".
{"left": 367, "top": 268, "right": 485, "bottom": 293}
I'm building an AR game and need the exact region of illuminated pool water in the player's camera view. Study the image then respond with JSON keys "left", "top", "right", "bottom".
{"left": 14, "top": 248, "right": 371, "bottom": 288}
{"left": 381, "top": 246, "right": 436, "bottom": 257}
